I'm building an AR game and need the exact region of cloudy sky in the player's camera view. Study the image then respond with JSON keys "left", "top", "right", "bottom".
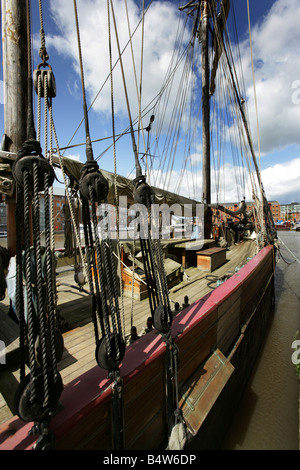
{"left": 1, "top": 0, "right": 300, "bottom": 204}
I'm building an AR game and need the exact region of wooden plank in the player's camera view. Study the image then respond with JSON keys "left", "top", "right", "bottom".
{"left": 124, "top": 373, "right": 165, "bottom": 448}
{"left": 55, "top": 391, "right": 112, "bottom": 450}
{"left": 217, "top": 295, "right": 241, "bottom": 353}
{"left": 175, "top": 309, "right": 218, "bottom": 384}
{"left": 0, "top": 393, "right": 13, "bottom": 425}
{"left": 179, "top": 349, "right": 234, "bottom": 436}
{"left": 240, "top": 249, "right": 273, "bottom": 323}
{"left": 126, "top": 410, "right": 166, "bottom": 450}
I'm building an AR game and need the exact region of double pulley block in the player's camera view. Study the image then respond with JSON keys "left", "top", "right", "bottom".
{"left": 12, "top": 139, "right": 55, "bottom": 192}
{"left": 133, "top": 174, "right": 154, "bottom": 206}
{"left": 79, "top": 160, "right": 109, "bottom": 203}
{"left": 133, "top": 176, "right": 173, "bottom": 334}
{"left": 79, "top": 161, "right": 126, "bottom": 371}
{"left": 153, "top": 304, "right": 171, "bottom": 333}
{"left": 33, "top": 63, "right": 56, "bottom": 98}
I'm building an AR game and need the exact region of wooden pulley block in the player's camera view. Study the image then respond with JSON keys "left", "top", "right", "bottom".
{"left": 95, "top": 333, "right": 125, "bottom": 371}
{"left": 79, "top": 168, "right": 109, "bottom": 203}
{"left": 133, "top": 175, "right": 154, "bottom": 205}
{"left": 33, "top": 63, "right": 56, "bottom": 98}
{"left": 12, "top": 153, "right": 55, "bottom": 191}
{"left": 153, "top": 304, "right": 170, "bottom": 333}
{"left": 14, "top": 369, "right": 63, "bottom": 422}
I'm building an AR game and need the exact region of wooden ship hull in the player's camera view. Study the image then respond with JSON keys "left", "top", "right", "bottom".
{"left": 0, "top": 242, "right": 275, "bottom": 450}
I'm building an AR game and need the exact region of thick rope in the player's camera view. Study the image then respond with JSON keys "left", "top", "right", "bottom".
{"left": 247, "top": 0, "right": 261, "bottom": 170}
{"left": 109, "top": 0, "right": 140, "bottom": 176}
{"left": 107, "top": 0, "right": 125, "bottom": 337}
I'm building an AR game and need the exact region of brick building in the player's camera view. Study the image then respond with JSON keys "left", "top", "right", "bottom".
{"left": 39, "top": 187, "right": 67, "bottom": 232}
{"left": 0, "top": 187, "right": 67, "bottom": 234}
{"left": 268, "top": 201, "right": 281, "bottom": 222}
{"left": 212, "top": 200, "right": 282, "bottom": 223}
{"left": 280, "top": 202, "right": 300, "bottom": 222}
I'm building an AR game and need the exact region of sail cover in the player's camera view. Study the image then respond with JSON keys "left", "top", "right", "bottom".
{"left": 0, "top": 150, "right": 202, "bottom": 215}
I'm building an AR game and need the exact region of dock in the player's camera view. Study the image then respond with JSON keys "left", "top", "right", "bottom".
{"left": 0, "top": 239, "right": 257, "bottom": 425}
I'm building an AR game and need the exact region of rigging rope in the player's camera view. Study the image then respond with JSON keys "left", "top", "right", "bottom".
{"left": 107, "top": 0, "right": 125, "bottom": 346}
{"left": 73, "top": 0, "right": 126, "bottom": 449}
{"left": 11, "top": 0, "right": 63, "bottom": 450}
{"left": 109, "top": 0, "right": 141, "bottom": 176}
{"left": 124, "top": 0, "right": 148, "bottom": 178}
{"left": 247, "top": 0, "right": 261, "bottom": 170}
{"left": 62, "top": 1, "right": 154, "bottom": 158}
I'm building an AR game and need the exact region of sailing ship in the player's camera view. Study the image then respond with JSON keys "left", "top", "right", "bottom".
{"left": 0, "top": 0, "right": 278, "bottom": 450}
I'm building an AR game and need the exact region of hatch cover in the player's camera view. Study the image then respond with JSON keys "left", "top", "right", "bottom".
{"left": 179, "top": 349, "right": 234, "bottom": 436}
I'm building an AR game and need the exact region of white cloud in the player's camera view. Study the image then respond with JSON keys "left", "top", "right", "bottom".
{"left": 261, "top": 157, "right": 300, "bottom": 203}
{"left": 48, "top": 0, "right": 187, "bottom": 123}
{"left": 238, "top": 0, "right": 300, "bottom": 154}
{"left": 149, "top": 161, "right": 254, "bottom": 205}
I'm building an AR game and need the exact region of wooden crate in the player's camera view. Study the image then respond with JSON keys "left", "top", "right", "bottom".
{"left": 122, "top": 267, "right": 148, "bottom": 300}
{"left": 196, "top": 247, "right": 227, "bottom": 272}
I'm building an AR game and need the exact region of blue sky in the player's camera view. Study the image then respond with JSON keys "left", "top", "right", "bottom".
{"left": 1, "top": 0, "right": 300, "bottom": 204}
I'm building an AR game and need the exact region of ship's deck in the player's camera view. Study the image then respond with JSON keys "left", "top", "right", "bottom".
{"left": 0, "top": 238, "right": 258, "bottom": 425}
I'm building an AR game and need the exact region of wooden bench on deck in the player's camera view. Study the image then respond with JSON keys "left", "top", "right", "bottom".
{"left": 196, "top": 247, "right": 227, "bottom": 272}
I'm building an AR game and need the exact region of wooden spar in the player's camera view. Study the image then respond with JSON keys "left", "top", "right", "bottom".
{"left": 201, "top": 1, "right": 212, "bottom": 238}
{"left": 1, "top": 0, "right": 29, "bottom": 256}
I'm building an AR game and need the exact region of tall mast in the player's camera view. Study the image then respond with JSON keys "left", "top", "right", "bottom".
{"left": 1, "top": 0, "right": 29, "bottom": 256}
{"left": 200, "top": 1, "right": 212, "bottom": 238}
{"left": 180, "top": 1, "right": 212, "bottom": 238}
